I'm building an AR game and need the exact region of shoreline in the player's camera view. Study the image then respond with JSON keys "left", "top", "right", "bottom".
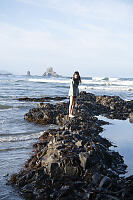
{"left": 99, "top": 115, "right": 133, "bottom": 177}
{"left": 8, "top": 92, "right": 133, "bottom": 200}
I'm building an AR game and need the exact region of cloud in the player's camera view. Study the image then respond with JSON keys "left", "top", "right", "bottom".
{"left": 0, "top": 0, "right": 133, "bottom": 76}
{"left": 15, "top": 0, "right": 41, "bottom": 7}
{"left": 0, "top": 19, "right": 131, "bottom": 67}
{"left": 16, "top": 0, "right": 133, "bottom": 23}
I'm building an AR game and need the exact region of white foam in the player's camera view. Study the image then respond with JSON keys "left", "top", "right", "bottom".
{"left": 0, "top": 104, "right": 12, "bottom": 110}
{"left": 81, "top": 80, "right": 109, "bottom": 85}
{"left": 110, "top": 80, "right": 133, "bottom": 86}
{"left": 28, "top": 78, "right": 70, "bottom": 84}
{"left": 29, "top": 78, "right": 102, "bottom": 85}
{"left": 92, "top": 77, "right": 105, "bottom": 81}
{"left": 79, "top": 85, "right": 133, "bottom": 92}
{"left": 0, "top": 131, "right": 44, "bottom": 142}
{"left": 28, "top": 77, "right": 133, "bottom": 91}
{"left": 91, "top": 77, "right": 119, "bottom": 81}
{"left": 82, "top": 79, "right": 133, "bottom": 87}
{"left": 109, "top": 77, "right": 119, "bottom": 81}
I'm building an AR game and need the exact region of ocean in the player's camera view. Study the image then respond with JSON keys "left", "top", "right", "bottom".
{"left": 0, "top": 74, "right": 133, "bottom": 199}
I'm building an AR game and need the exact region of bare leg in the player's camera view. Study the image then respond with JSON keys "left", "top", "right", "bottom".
{"left": 69, "top": 96, "right": 73, "bottom": 115}
{"left": 71, "top": 97, "right": 75, "bottom": 114}
{"left": 69, "top": 96, "right": 75, "bottom": 115}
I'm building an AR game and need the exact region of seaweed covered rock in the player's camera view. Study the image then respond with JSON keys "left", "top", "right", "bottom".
{"left": 24, "top": 92, "right": 133, "bottom": 125}
{"left": 8, "top": 92, "right": 133, "bottom": 200}
{"left": 18, "top": 96, "right": 68, "bottom": 102}
{"left": 24, "top": 102, "right": 69, "bottom": 125}
{"left": 96, "top": 95, "right": 131, "bottom": 120}
{"left": 8, "top": 125, "right": 127, "bottom": 200}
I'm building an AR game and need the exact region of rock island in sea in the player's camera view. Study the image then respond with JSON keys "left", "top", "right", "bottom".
{"left": 43, "top": 67, "right": 61, "bottom": 77}
{"left": 8, "top": 92, "right": 133, "bottom": 200}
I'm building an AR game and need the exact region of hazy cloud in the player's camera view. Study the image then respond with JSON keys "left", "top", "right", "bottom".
{"left": 0, "top": 0, "right": 133, "bottom": 76}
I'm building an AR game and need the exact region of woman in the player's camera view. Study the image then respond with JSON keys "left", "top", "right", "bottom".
{"left": 68, "top": 71, "right": 81, "bottom": 118}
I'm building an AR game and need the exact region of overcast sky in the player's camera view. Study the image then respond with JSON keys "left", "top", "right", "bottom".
{"left": 0, "top": 0, "right": 133, "bottom": 77}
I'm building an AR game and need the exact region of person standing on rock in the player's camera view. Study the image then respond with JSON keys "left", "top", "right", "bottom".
{"left": 69, "top": 71, "right": 81, "bottom": 118}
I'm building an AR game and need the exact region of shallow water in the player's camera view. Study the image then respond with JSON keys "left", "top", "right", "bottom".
{"left": 99, "top": 116, "right": 133, "bottom": 177}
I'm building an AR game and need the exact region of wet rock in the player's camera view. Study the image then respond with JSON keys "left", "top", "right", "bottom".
{"left": 92, "top": 173, "right": 103, "bottom": 185}
{"left": 8, "top": 173, "right": 18, "bottom": 184}
{"left": 99, "top": 176, "right": 112, "bottom": 189}
{"left": 8, "top": 91, "right": 133, "bottom": 200}
{"left": 18, "top": 96, "right": 68, "bottom": 102}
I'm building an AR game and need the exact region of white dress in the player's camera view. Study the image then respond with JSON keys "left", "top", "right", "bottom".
{"left": 68, "top": 78, "right": 79, "bottom": 97}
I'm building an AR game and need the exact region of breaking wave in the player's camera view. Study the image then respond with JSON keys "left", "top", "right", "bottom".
{"left": 92, "top": 77, "right": 119, "bottom": 81}
{"left": 79, "top": 85, "right": 133, "bottom": 92}
{"left": 28, "top": 78, "right": 70, "bottom": 84}
{"left": 0, "top": 131, "right": 44, "bottom": 142}
{"left": 0, "top": 104, "right": 12, "bottom": 110}
{"left": 28, "top": 77, "right": 133, "bottom": 85}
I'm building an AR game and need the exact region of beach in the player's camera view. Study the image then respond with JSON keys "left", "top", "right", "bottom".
{"left": 1, "top": 75, "right": 133, "bottom": 199}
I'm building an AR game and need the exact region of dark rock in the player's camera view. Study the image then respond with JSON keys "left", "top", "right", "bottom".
{"left": 8, "top": 91, "right": 133, "bottom": 200}
{"left": 8, "top": 173, "right": 18, "bottom": 184}
{"left": 27, "top": 71, "right": 31, "bottom": 76}
{"left": 43, "top": 67, "right": 61, "bottom": 77}
{"left": 18, "top": 96, "right": 67, "bottom": 102}
{"left": 99, "top": 176, "right": 112, "bottom": 188}
{"left": 92, "top": 173, "right": 103, "bottom": 185}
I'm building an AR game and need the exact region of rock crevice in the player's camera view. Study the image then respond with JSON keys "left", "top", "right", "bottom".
{"left": 8, "top": 92, "right": 133, "bottom": 200}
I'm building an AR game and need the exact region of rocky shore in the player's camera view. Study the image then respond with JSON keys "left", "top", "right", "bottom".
{"left": 18, "top": 96, "right": 68, "bottom": 102}
{"left": 8, "top": 92, "right": 133, "bottom": 200}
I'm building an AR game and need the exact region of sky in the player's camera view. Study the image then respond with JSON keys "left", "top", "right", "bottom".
{"left": 0, "top": 0, "right": 133, "bottom": 77}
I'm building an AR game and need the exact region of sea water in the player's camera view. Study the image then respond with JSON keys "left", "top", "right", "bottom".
{"left": 0, "top": 74, "right": 133, "bottom": 199}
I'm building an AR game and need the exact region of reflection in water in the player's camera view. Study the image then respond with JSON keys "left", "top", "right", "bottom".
{"left": 99, "top": 116, "right": 133, "bottom": 177}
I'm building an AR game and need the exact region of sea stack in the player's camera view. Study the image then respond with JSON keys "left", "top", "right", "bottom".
{"left": 27, "top": 71, "right": 31, "bottom": 76}
{"left": 43, "top": 67, "right": 60, "bottom": 77}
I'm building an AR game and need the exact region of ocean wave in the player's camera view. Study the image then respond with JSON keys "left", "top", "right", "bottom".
{"left": 0, "top": 146, "right": 31, "bottom": 152}
{"left": 28, "top": 78, "right": 70, "bottom": 84}
{"left": 28, "top": 78, "right": 115, "bottom": 85}
{"left": 92, "top": 77, "right": 119, "bottom": 81}
{"left": 109, "top": 80, "right": 133, "bottom": 86}
{"left": 109, "top": 77, "right": 120, "bottom": 81}
{"left": 82, "top": 79, "right": 133, "bottom": 87}
{"left": 29, "top": 77, "right": 133, "bottom": 84}
{"left": 92, "top": 77, "right": 105, "bottom": 81}
{"left": 79, "top": 85, "right": 133, "bottom": 92}
{"left": 2, "top": 76, "right": 133, "bottom": 91}
{"left": 0, "top": 104, "right": 12, "bottom": 110}
{"left": 0, "top": 131, "right": 44, "bottom": 142}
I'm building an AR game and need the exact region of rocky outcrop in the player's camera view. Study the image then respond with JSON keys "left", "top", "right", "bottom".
{"left": 18, "top": 96, "right": 68, "bottom": 102}
{"left": 8, "top": 92, "right": 133, "bottom": 200}
{"left": 96, "top": 95, "right": 131, "bottom": 120}
{"left": 23, "top": 92, "right": 133, "bottom": 125}
{"left": 27, "top": 71, "right": 31, "bottom": 76}
{"left": 43, "top": 67, "right": 60, "bottom": 77}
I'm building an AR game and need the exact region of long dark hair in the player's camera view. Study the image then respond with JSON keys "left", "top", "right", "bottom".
{"left": 73, "top": 71, "right": 81, "bottom": 85}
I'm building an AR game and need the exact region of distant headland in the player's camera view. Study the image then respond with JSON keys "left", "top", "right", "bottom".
{"left": 0, "top": 70, "right": 12, "bottom": 75}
